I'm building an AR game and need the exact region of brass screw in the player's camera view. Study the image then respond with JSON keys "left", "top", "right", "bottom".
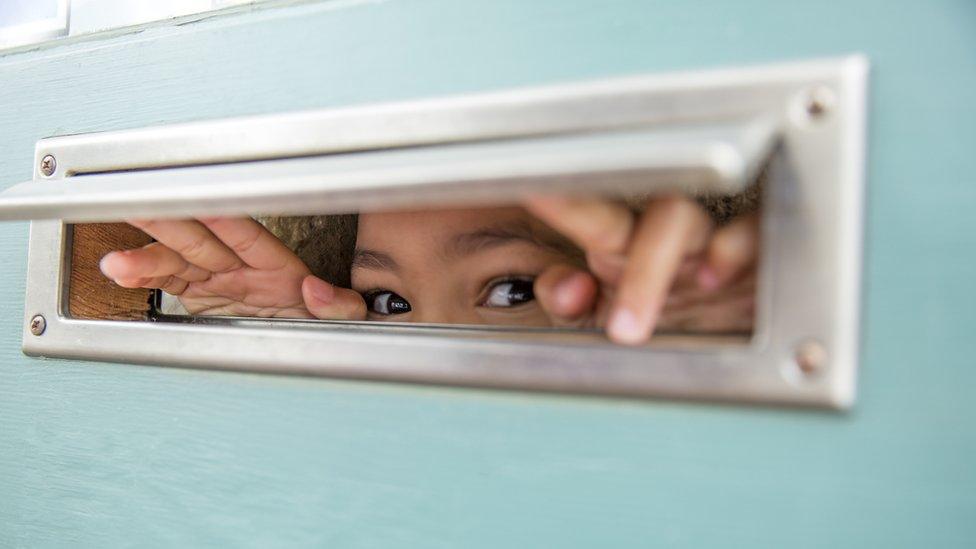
{"left": 807, "top": 99, "right": 825, "bottom": 117}
{"left": 40, "top": 155, "right": 57, "bottom": 177}
{"left": 794, "top": 340, "right": 827, "bottom": 375}
{"left": 804, "top": 86, "right": 835, "bottom": 119}
{"left": 29, "top": 315, "right": 46, "bottom": 336}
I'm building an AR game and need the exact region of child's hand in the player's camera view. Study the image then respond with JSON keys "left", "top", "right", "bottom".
{"left": 524, "top": 194, "right": 758, "bottom": 345}
{"left": 99, "top": 217, "right": 366, "bottom": 320}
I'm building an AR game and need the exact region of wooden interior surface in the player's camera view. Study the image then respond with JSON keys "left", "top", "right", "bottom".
{"left": 68, "top": 223, "right": 153, "bottom": 320}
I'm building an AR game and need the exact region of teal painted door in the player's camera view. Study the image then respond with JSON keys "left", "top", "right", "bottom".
{"left": 1, "top": 1, "right": 974, "bottom": 546}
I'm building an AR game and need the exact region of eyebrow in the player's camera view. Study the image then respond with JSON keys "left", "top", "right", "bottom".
{"left": 448, "top": 220, "right": 580, "bottom": 260}
{"left": 351, "top": 249, "right": 399, "bottom": 272}
{"left": 351, "top": 219, "right": 583, "bottom": 273}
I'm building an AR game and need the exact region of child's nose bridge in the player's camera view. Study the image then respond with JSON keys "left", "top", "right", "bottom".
{"left": 409, "top": 304, "right": 466, "bottom": 325}
{"left": 409, "top": 291, "right": 475, "bottom": 325}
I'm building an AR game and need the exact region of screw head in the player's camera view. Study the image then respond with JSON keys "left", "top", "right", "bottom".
{"left": 806, "top": 94, "right": 828, "bottom": 117}
{"left": 794, "top": 340, "right": 827, "bottom": 375}
{"left": 29, "top": 314, "right": 46, "bottom": 336}
{"left": 40, "top": 155, "right": 57, "bottom": 177}
{"left": 791, "top": 85, "right": 836, "bottom": 128}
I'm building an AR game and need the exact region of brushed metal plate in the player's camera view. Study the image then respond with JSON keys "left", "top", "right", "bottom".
{"left": 16, "top": 55, "right": 868, "bottom": 408}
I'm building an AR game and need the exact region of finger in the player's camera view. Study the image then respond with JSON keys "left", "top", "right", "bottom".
{"left": 112, "top": 277, "right": 152, "bottom": 288}
{"left": 154, "top": 276, "right": 189, "bottom": 296}
{"left": 585, "top": 251, "right": 628, "bottom": 287}
{"left": 177, "top": 296, "right": 313, "bottom": 319}
{"left": 606, "top": 195, "right": 712, "bottom": 345}
{"left": 668, "top": 266, "right": 756, "bottom": 309}
{"left": 696, "top": 213, "right": 760, "bottom": 291}
{"left": 199, "top": 217, "right": 304, "bottom": 271}
{"left": 302, "top": 275, "right": 368, "bottom": 321}
{"left": 657, "top": 291, "right": 756, "bottom": 333}
{"left": 523, "top": 196, "right": 635, "bottom": 259}
{"left": 534, "top": 264, "right": 599, "bottom": 328}
{"left": 128, "top": 219, "right": 243, "bottom": 273}
{"left": 111, "top": 274, "right": 190, "bottom": 296}
{"left": 100, "top": 243, "right": 211, "bottom": 282}
{"left": 662, "top": 281, "right": 757, "bottom": 334}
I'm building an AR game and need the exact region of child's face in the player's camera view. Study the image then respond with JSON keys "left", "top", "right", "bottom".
{"left": 351, "top": 206, "right": 581, "bottom": 326}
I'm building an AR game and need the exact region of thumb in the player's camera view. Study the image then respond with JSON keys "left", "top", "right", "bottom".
{"left": 301, "top": 275, "right": 367, "bottom": 321}
{"left": 696, "top": 213, "right": 759, "bottom": 291}
{"left": 534, "top": 264, "right": 599, "bottom": 328}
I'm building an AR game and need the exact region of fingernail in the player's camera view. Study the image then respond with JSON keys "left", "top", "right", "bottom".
{"left": 99, "top": 252, "right": 119, "bottom": 277}
{"left": 697, "top": 266, "right": 720, "bottom": 291}
{"left": 306, "top": 276, "right": 335, "bottom": 303}
{"left": 608, "top": 308, "right": 650, "bottom": 345}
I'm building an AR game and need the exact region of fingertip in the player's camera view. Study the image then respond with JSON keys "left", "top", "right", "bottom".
{"left": 302, "top": 275, "right": 335, "bottom": 304}
{"left": 706, "top": 215, "right": 760, "bottom": 283}
{"left": 302, "top": 276, "right": 367, "bottom": 321}
{"left": 607, "top": 307, "right": 653, "bottom": 346}
{"left": 99, "top": 250, "right": 130, "bottom": 278}
{"left": 535, "top": 266, "right": 597, "bottom": 325}
{"left": 554, "top": 271, "right": 596, "bottom": 316}
{"left": 99, "top": 252, "right": 116, "bottom": 277}
{"left": 696, "top": 265, "right": 721, "bottom": 291}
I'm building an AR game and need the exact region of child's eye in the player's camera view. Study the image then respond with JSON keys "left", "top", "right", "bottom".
{"left": 364, "top": 290, "right": 412, "bottom": 315}
{"left": 482, "top": 277, "right": 535, "bottom": 308}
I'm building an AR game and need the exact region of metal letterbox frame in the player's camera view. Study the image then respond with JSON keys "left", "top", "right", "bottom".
{"left": 14, "top": 55, "right": 868, "bottom": 408}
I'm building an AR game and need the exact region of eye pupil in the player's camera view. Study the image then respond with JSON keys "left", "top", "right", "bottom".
{"left": 366, "top": 290, "right": 411, "bottom": 315}
{"left": 388, "top": 295, "right": 411, "bottom": 313}
{"left": 485, "top": 278, "right": 535, "bottom": 308}
{"left": 507, "top": 279, "right": 533, "bottom": 303}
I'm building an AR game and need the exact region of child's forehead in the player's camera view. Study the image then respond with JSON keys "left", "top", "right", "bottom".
{"left": 357, "top": 206, "right": 530, "bottom": 238}
{"left": 354, "top": 206, "right": 582, "bottom": 264}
